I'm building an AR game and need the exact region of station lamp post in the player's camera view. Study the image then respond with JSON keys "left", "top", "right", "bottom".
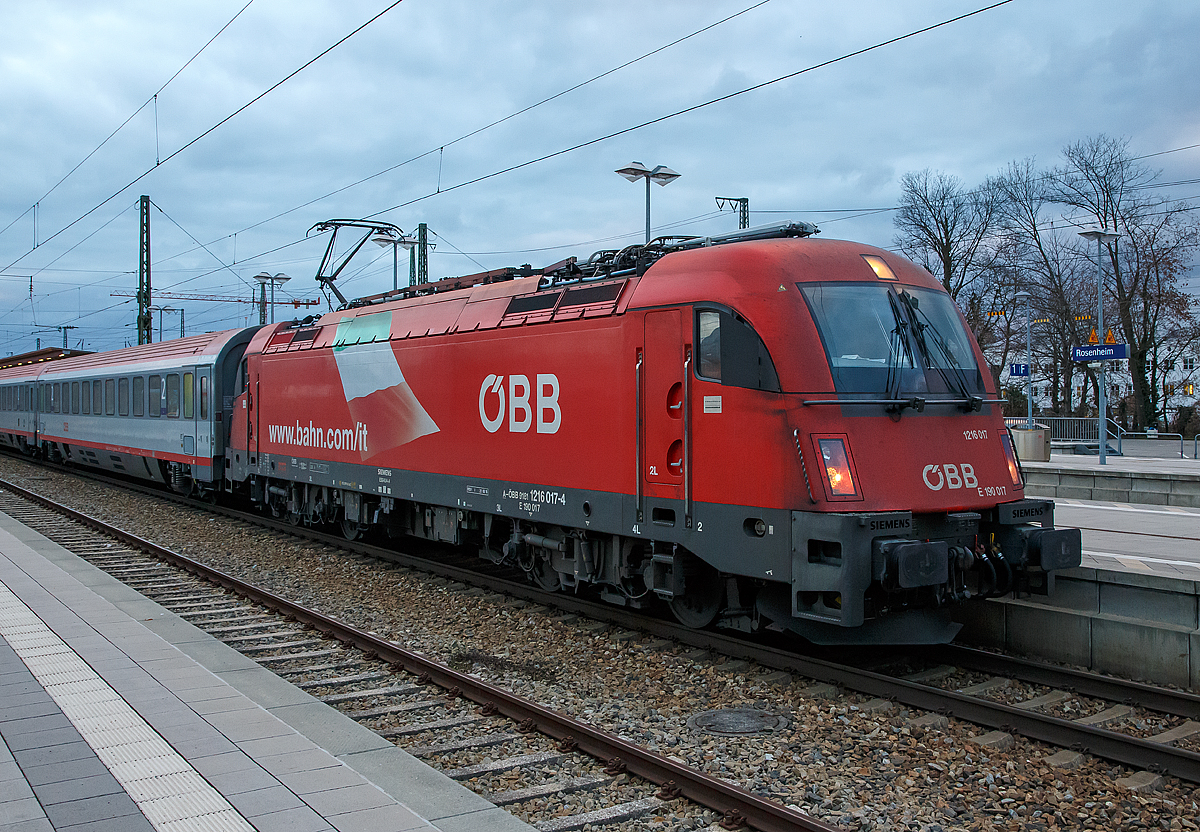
{"left": 269, "top": 273, "right": 290, "bottom": 323}
{"left": 253, "top": 273, "right": 271, "bottom": 325}
{"left": 616, "top": 161, "right": 681, "bottom": 244}
{"left": 372, "top": 229, "right": 421, "bottom": 289}
{"left": 1079, "top": 228, "right": 1121, "bottom": 465}
{"left": 1015, "top": 290, "right": 1033, "bottom": 428}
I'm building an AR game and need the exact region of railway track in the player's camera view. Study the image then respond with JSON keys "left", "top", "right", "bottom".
{"left": 3, "top": 458, "right": 1200, "bottom": 824}
{"left": 0, "top": 479, "right": 838, "bottom": 832}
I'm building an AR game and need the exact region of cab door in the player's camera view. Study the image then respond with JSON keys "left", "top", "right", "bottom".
{"left": 641, "top": 311, "right": 693, "bottom": 526}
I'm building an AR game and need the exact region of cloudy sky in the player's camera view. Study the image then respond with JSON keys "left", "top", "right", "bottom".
{"left": 1, "top": 0, "right": 1197, "bottom": 353}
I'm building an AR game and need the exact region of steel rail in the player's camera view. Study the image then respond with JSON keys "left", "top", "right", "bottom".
{"left": 6, "top": 462, "right": 1200, "bottom": 784}
{"left": 938, "top": 644, "right": 1200, "bottom": 719}
{"left": 0, "top": 476, "right": 840, "bottom": 832}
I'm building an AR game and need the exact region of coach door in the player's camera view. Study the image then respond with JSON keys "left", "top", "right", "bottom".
{"left": 194, "top": 368, "right": 212, "bottom": 464}
{"left": 640, "top": 309, "right": 692, "bottom": 524}
{"left": 178, "top": 367, "right": 197, "bottom": 458}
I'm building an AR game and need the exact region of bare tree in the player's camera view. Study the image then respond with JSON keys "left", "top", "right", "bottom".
{"left": 893, "top": 169, "right": 1001, "bottom": 304}
{"left": 1054, "top": 135, "right": 1200, "bottom": 429}
{"left": 894, "top": 139, "right": 1199, "bottom": 428}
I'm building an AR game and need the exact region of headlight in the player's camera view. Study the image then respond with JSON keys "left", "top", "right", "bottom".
{"left": 1000, "top": 433, "right": 1022, "bottom": 486}
{"left": 817, "top": 437, "right": 859, "bottom": 498}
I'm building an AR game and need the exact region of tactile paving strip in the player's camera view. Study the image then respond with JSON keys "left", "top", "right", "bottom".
{"left": 0, "top": 580, "right": 255, "bottom": 831}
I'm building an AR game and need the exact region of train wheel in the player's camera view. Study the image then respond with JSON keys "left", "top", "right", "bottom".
{"left": 340, "top": 519, "right": 362, "bottom": 541}
{"left": 530, "top": 557, "right": 561, "bottom": 592}
{"left": 668, "top": 556, "right": 723, "bottom": 629}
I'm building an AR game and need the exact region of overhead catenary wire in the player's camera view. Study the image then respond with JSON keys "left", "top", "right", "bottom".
{"left": 367, "top": 0, "right": 1018, "bottom": 219}
{"left": 156, "top": 0, "right": 779, "bottom": 261}
{"left": 0, "top": 0, "right": 408, "bottom": 275}
{"left": 10, "top": 0, "right": 1197, "bottom": 350}
{"left": 0, "top": 0, "right": 258, "bottom": 243}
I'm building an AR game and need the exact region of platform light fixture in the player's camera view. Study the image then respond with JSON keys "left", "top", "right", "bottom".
{"left": 616, "top": 161, "right": 681, "bottom": 244}
{"left": 1078, "top": 228, "right": 1121, "bottom": 465}
{"left": 253, "top": 272, "right": 271, "bottom": 325}
{"left": 1015, "top": 290, "right": 1033, "bottom": 428}
{"left": 270, "top": 273, "right": 291, "bottom": 323}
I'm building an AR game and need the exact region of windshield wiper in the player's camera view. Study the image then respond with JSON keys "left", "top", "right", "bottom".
{"left": 884, "top": 293, "right": 922, "bottom": 416}
{"left": 898, "top": 292, "right": 981, "bottom": 412}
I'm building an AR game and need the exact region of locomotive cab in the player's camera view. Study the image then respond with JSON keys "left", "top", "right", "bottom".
{"left": 628, "top": 231, "right": 1081, "bottom": 643}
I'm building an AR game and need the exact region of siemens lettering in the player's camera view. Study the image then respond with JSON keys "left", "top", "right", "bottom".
{"left": 479, "top": 374, "right": 561, "bottom": 434}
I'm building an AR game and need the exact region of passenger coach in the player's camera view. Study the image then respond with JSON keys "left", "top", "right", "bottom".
{"left": 2, "top": 329, "right": 257, "bottom": 494}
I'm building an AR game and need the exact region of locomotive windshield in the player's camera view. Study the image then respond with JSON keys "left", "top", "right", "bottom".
{"left": 801, "top": 282, "right": 984, "bottom": 396}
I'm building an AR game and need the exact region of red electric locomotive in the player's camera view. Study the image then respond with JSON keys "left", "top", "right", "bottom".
{"left": 222, "top": 221, "right": 1080, "bottom": 644}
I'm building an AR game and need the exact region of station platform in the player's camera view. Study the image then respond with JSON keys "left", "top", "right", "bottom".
{"left": 0, "top": 511, "right": 534, "bottom": 832}
{"left": 955, "top": 448, "right": 1200, "bottom": 690}
{"left": 1023, "top": 449, "right": 1200, "bottom": 508}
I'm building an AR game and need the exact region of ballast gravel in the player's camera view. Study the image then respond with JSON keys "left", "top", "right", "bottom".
{"left": 2, "top": 457, "right": 1198, "bottom": 832}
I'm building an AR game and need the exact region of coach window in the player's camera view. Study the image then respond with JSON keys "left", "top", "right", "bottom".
{"left": 694, "top": 307, "right": 781, "bottom": 391}
{"left": 118, "top": 378, "right": 130, "bottom": 416}
{"left": 183, "top": 372, "right": 194, "bottom": 419}
{"left": 105, "top": 379, "right": 116, "bottom": 415}
{"left": 92, "top": 381, "right": 103, "bottom": 415}
{"left": 199, "top": 375, "right": 209, "bottom": 420}
{"left": 133, "top": 377, "right": 144, "bottom": 416}
{"left": 81, "top": 380, "right": 90, "bottom": 414}
{"left": 166, "top": 374, "right": 180, "bottom": 418}
{"left": 71, "top": 382, "right": 80, "bottom": 414}
{"left": 148, "top": 375, "right": 161, "bottom": 417}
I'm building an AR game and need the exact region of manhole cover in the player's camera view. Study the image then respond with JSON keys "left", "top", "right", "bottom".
{"left": 687, "top": 708, "right": 789, "bottom": 736}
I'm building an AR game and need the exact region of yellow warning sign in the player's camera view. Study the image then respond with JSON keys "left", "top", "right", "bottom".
{"left": 1105, "top": 329, "right": 1116, "bottom": 344}
{"left": 1088, "top": 328, "right": 1099, "bottom": 344}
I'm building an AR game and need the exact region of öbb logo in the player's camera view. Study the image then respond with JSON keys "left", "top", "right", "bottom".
{"left": 922, "top": 463, "right": 978, "bottom": 491}
{"left": 479, "top": 374, "right": 561, "bottom": 434}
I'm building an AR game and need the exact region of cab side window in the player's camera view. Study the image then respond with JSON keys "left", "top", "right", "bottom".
{"left": 695, "top": 308, "right": 781, "bottom": 392}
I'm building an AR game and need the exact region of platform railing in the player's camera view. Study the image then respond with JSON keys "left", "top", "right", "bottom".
{"left": 1117, "top": 431, "right": 1185, "bottom": 459}
{"left": 1036, "top": 416, "right": 1126, "bottom": 445}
